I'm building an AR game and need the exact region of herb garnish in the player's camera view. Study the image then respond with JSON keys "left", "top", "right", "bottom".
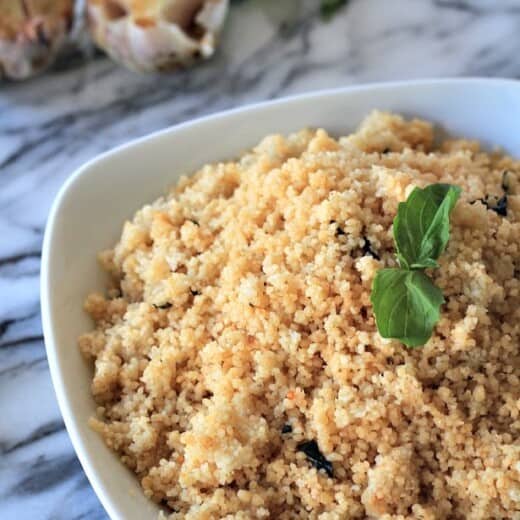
{"left": 393, "top": 184, "right": 460, "bottom": 270}
{"left": 320, "top": 0, "right": 347, "bottom": 20}
{"left": 330, "top": 220, "right": 347, "bottom": 237}
{"left": 153, "top": 302, "right": 172, "bottom": 309}
{"left": 371, "top": 268, "right": 444, "bottom": 347}
{"left": 297, "top": 440, "right": 333, "bottom": 477}
{"left": 362, "top": 237, "right": 380, "bottom": 260}
{"left": 281, "top": 424, "right": 293, "bottom": 434}
{"left": 502, "top": 171, "right": 511, "bottom": 193}
{"left": 471, "top": 171, "right": 510, "bottom": 217}
{"left": 371, "top": 184, "right": 461, "bottom": 347}
{"left": 480, "top": 194, "right": 508, "bottom": 217}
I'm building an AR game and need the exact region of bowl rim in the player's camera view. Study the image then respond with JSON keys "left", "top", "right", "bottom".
{"left": 41, "top": 77, "right": 519, "bottom": 519}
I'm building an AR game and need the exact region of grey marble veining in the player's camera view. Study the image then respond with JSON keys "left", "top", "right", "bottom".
{"left": 1, "top": 0, "right": 520, "bottom": 518}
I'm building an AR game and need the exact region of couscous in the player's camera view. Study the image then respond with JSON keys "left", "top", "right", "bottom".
{"left": 79, "top": 112, "right": 520, "bottom": 519}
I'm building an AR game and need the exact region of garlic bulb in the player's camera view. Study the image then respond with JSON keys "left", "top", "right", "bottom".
{"left": 0, "top": 0, "right": 74, "bottom": 80}
{"left": 87, "top": 0, "right": 229, "bottom": 72}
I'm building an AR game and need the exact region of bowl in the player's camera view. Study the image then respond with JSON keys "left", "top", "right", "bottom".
{"left": 41, "top": 78, "right": 520, "bottom": 519}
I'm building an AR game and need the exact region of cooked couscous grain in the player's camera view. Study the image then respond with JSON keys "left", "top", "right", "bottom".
{"left": 79, "top": 112, "right": 520, "bottom": 519}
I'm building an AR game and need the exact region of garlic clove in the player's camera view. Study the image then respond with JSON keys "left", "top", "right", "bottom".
{"left": 87, "top": 0, "right": 229, "bottom": 73}
{"left": 0, "top": 0, "right": 74, "bottom": 80}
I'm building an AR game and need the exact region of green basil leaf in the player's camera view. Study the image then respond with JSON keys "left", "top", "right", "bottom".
{"left": 394, "top": 184, "right": 461, "bottom": 269}
{"left": 370, "top": 268, "right": 444, "bottom": 347}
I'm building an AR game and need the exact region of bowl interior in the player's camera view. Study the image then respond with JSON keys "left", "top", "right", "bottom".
{"left": 41, "top": 79, "right": 520, "bottom": 519}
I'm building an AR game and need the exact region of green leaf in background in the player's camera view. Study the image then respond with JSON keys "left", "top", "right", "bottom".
{"left": 393, "top": 184, "right": 461, "bottom": 269}
{"left": 320, "top": 0, "right": 348, "bottom": 20}
{"left": 370, "top": 268, "right": 444, "bottom": 347}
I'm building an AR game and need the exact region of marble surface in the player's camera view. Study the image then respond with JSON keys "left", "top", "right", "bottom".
{"left": 1, "top": 0, "right": 520, "bottom": 518}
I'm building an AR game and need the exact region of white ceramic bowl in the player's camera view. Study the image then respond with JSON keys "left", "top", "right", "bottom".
{"left": 42, "top": 78, "right": 520, "bottom": 519}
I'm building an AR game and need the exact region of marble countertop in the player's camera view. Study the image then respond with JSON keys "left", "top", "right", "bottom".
{"left": 1, "top": 0, "right": 520, "bottom": 518}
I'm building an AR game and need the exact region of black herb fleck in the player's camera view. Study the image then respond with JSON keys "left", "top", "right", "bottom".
{"left": 188, "top": 219, "right": 199, "bottom": 226}
{"left": 153, "top": 303, "right": 172, "bottom": 309}
{"left": 502, "top": 171, "right": 511, "bottom": 193}
{"left": 478, "top": 194, "right": 508, "bottom": 217}
{"left": 190, "top": 289, "right": 201, "bottom": 296}
{"left": 381, "top": 147, "right": 391, "bottom": 154}
{"left": 471, "top": 171, "right": 511, "bottom": 217}
{"left": 362, "top": 237, "right": 380, "bottom": 260}
{"left": 330, "top": 220, "right": 346, "bottom": 237}
{"left": 281, "top": 424, "right": 293, "bottom": 434}
{"left": 297, "top": 440, "right": 333, "bottom": 477}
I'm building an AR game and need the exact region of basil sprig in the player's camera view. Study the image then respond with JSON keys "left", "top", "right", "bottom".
{"left": 371, "top": 268, "right": 444, "bottom": 347}
{"left": 371, "top": 184, "right": 461, "bottom": 347}
{"left": 394, "top": 184, "right": 461, "bottom": 269}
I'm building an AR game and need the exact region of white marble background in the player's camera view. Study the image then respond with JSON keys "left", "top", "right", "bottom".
{"left": 1, "top": 0, "right": 520, "bottom": 518}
